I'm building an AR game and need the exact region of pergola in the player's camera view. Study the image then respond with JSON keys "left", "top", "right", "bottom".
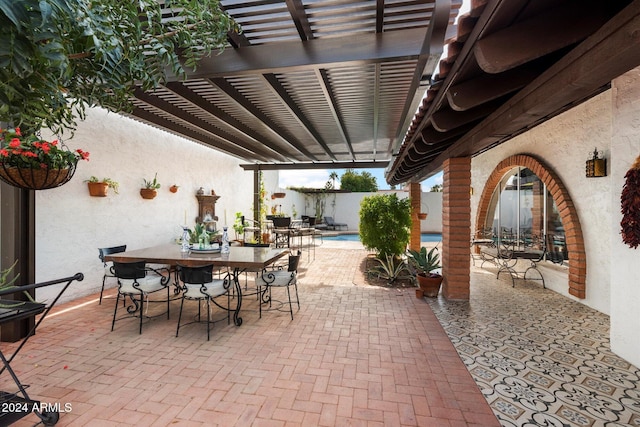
{"left": 123, "top": 0, "right": 640, "bottom": 185}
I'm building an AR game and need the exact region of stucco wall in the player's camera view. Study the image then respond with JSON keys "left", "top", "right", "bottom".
{"left": 471, "top": 91, "right": 612, "bottom": 315}
{"left": 34, "top": 108, "right": 271, "bottom": 304}
{"left": 267, "top": 189, "right": 443, "bottom": 234}
{"left": 610, "top": 69, "right": 640, "bottom": 367}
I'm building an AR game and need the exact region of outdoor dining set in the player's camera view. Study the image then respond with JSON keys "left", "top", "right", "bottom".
{"left": 99, "top": 242, "right": 301, "bottom": 340}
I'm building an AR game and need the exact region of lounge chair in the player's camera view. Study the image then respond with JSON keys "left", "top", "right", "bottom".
{"left": 323, "top": 216, "right": 348, "bottom": 230}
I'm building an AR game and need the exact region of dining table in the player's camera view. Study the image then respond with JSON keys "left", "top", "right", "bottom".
{"left": 104, "top": 243, "right": 288, "bottom": 326}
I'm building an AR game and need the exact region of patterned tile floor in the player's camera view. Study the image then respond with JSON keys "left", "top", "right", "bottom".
{"left": 427, "top": 266, "right": 640, "bottom": 427}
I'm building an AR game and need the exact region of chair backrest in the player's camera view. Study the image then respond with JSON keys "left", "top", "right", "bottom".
{"left": 99, "top": 245, "right": 127, "bottom": 263}
{"left": 113, "top": 260, "right": 146, "bottom": 280}
{"left": 307, "top": 216, "right": 316, "bottom": 227}
{"left": 177, "top": 264, "right": 213, "bottom": 284}
{"left": 272, "top": 217, "right": 291, "bottom": 228}
{"left": 288, "top": 250, "right": 302, "bottom": 272}
{"left": 324, "top": 216, "right": 335, "bottom": 225}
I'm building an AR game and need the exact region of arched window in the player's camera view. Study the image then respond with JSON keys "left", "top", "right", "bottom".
{"left": 476, "top": 154, "right": 586, "bottom": 298}
{"left": 485, "top": 167, "right": 567, "bottom": 263}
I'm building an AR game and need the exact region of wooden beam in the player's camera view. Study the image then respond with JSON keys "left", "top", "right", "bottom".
{"left": 431, "top": 98, "right": 502, "bottom": 132}
{"left": 161, "top": 84, "right": 291, "bottom": 162}
{"left": 129, "top": 107, "right": 267, "bottom": 161}
{"left": 133, "top": 88, "right": 276, "bottom": 162}
{"left": 420, "top": 122, "right": 476, "bottom": 145}
{"left": 239, "top": 161, "right": 388, "bottom": 171}
{"left": 263, "top": 73, "right": 337, "bottom": 160}
{"left": 412, "top": 0, "right": 640, "bottom": 182}
{"left": 446, "top": 66, "right": 539, "bottom": 111}
{"left": 316, "top": 69, "right": 354, "bottom": 159}
{"left": 474, "top": 3, "right": 609, "bottom": 74}
{"left": 209, "top": 77, "right": 319, "bottom": 161}
{"left": 178, "top": 28, "right": 432, "bottom": 80}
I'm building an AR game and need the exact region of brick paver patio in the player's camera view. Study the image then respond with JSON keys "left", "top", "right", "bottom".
{"left": 3, "top": 241, "right": 498, "bottom": 426}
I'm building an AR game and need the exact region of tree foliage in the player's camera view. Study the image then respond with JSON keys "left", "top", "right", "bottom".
{"left": 359, "top": 193, "right": 411, "bottom": 258}
{"left": 340, "top": 169, "right": 377, "bottom": 192}
{"left": 0, "top": 0, "right": 238, "bottom": 134}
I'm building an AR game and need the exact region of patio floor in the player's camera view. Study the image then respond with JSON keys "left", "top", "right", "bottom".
{"left": 3, "top": 240, "right": 638, "bottom": 426}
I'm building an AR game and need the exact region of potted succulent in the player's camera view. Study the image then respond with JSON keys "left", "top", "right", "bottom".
{"left": 407, "top": 246, "right": 443, "bottom": 297}
{"left": 86, "top": 176, "right": 119, "bottom": 197}
{"left": 140, "top": 173, "right": 161, "bottom": 199}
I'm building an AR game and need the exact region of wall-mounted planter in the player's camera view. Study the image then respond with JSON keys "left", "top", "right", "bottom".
{"left": 140, "top": 188, "right": 157, "bottom": 199}
{"left": 88, "top": 182, "right": 109, "bottom": 197}
{"left": 418, "top": 213, "right": 428, "bottom": 220}
{"left": 169, "top": 185, "right": 179, "bottom": 193}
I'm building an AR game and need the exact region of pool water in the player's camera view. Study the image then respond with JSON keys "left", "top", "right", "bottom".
{"left": 320, "top": 233, "right": 442, "bottom": 242}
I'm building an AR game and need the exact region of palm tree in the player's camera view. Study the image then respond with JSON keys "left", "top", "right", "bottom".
{"left": 329, "top": 171, "right": 339, "bottom": 189}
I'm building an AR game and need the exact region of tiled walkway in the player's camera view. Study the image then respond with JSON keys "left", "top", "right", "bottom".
{"left": 427, "top": 266, "right": 640, "bottom": 427}
{"left": 2, "top": 242, "right": 497, "bottom": 426}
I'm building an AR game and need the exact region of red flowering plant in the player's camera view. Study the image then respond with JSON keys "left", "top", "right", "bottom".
{"left": 0, "top": 127, "right": 89, "bottom": 170}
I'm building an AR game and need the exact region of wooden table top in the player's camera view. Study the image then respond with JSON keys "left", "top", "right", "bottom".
{"left": 104, "top": 243, "right": 288, "bottom": 269}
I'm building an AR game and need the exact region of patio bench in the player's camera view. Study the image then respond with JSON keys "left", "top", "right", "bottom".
{"left": 478, "top": 235, "right": 547, "bottom": 289}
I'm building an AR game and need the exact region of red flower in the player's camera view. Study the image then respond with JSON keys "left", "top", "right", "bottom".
{"left": 76, "top": 149, "right": 90, "bottom": 161}
{"left": 9, "top": 138, "right": 20, "bottom": 148}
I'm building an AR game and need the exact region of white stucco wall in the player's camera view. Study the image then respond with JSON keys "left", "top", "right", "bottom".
{"left": 610, "top": 69, "right": 640, "bottom": 368}
{"left": 266, "top": 189, "right": 443, "bottom": 234}
{"left": 34, "top": 108, "right": 268, "bottom": 303}
{"left": 471, "top": 91, "right": 612, "bottom": 315}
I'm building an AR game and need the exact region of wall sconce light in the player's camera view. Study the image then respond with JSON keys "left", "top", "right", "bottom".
{"left": 585, "top": 148, "right": 607, "bottom": 178}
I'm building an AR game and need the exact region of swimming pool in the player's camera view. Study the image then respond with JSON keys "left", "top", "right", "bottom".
{"left": 319, "top": 233, "right": 442, "bottom": 242}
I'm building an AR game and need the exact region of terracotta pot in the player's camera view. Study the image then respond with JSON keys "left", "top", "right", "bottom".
{"left": 169, "top": 185, "right": 179, "bottom": 193}
{"left": 418, "top": 213, "right": 428, "bottom": 220}
{"left": 416, "top": 273, "right": 443, "bottom": 297}
{"left": 87, "top": 182, "right": 108, "bottom": 197}
{"left": 140, "top": 188, "right": 157, "bottom": 199}
{"left": 416, "top": 289, "right": 424, "bottom": 299}
{"left": 261, "top": 233, "right": 271, "bottom": 244}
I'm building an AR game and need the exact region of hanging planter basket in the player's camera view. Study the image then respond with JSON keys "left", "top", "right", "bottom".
{"left": 0, "top": 162, "right": 77, "bottom": 190}
{"left": 0, "top": 128, "right": 87, "bottom": 190}
{"left": 271, "top": 192, "right": 286, "bottom": 199}
{"left": 418, "top": 213, "right": 428, "bottom": 220}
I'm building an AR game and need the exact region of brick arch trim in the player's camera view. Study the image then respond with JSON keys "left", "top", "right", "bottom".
{"left": 475, "top": 154, "right": 586, "bottom": 299}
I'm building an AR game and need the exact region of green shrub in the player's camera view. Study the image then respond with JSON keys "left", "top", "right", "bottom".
{"left": 359, "top": 193, "right": 411, "bottom": 258}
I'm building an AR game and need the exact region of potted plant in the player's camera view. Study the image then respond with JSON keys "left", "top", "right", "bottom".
{"left": 0, "top": 127, "right": 90, "bottom": 190}
{"left": 85, "top": 176, "right": 118, "bottom": 196}
{"left": 407, "top": 246, "right": 443, "bottom": 297}
{"left": 169, "top": 184, "right": 179, "bottom": 193}
{"left": 233, "top": 212, "right": 246, "bottom": 241}
{"left": 140, "top": 173, "right": 161, "bottom": 199}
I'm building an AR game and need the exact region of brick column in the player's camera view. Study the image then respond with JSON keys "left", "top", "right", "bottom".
{"left": 442, "top": 157, "right": 471, "bottom": 300}
{"left": 409, "top": 182, "right": 422, "bottom": 252}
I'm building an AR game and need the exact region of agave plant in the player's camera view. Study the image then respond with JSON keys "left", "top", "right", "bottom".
{"left": 407, "top": 247, "right": 441, "bottom": 277}
{"left": 368, "top": 255, "right": 410, "bottom": 285}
